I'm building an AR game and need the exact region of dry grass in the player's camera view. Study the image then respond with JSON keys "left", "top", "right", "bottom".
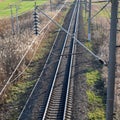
{"left": 0, "top": 1, "right": 69, "bottom": 119}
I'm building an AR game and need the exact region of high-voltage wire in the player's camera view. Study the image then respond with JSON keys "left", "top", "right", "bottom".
{"left": 0, "top": 0, "right": 69, "bottom": 97}
{"left": 39, "top": 8, "right": 106, "bottom": 64}
{"left": 91, "top": 2, "right": 110, "bottom": 20}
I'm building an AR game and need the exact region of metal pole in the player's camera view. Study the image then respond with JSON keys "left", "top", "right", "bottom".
{"left": 34, "top": 1, "right": 37, "bottom": 10}
{"left": 39, "top": 8, "right": 106, "bottom": 64}
{"left": 10, "top": 5, "right": 15, "bottom": 35}
{"left": 16, "top": 5, "right": 19, "bottom": 34}
{"left": 84, "top": 0, "right": 87, "bottom": 18}
{"left": 106, "top": 0, "right": 118, "bottom": 120}
{"left": 50, "top": 0, "right": 52, "bottom": 11}
{"left": 88, "top": 0, "right": 91, "bottom": 41}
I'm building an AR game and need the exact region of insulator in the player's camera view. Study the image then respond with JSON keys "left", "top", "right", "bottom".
{"left": 33, "top": 9, "right": 39, "bottom": 35}
{"left": 33, "top": 25, "right": 39, "bottom": 29}
{"left": 33, "top": 11, "right": 38, "bottom": 16}
{"left": 33, "top": 24, "right": 40, "bottom": 35}
{"left": 34, "top": 22, "right": 38, "bottom": 26}
{"left": 34, "top": 19, "right": 39, "bottom": 22}
{"left": 33, "top": 28, "right": 39, "bottom": 35}
{"left": 33, "top": 15, "right": 39, "bottom": 19}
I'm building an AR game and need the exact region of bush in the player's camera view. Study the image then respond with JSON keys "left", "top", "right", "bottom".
{"left": 86, "top": 70, "right": 100, "bottom": 87}
{"left": 86, "top": 90, "right": 102, "bottom": 105}
{"left": 86, "top": 69, "right": 105, "bottom": 119}
{"left": 88, "top": 108, "right": 105, "bottom": 120}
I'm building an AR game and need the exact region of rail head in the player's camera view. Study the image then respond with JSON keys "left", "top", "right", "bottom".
{"left": 17, "top": 1, "right": 69, "bottom": 119}
{"left": 63, "top": 0, "right": 80, "bottom": 119}
{"left": 42, "top": 1, "right": 78, "bottom": 119}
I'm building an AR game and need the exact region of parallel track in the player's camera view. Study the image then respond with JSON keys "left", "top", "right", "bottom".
{"left": 63, "top": 0, "right": 80, "bottom": 119}
{"left": 18, "top": 0, "right": 81, "bottom": 119}
{"left": 42, "top": 0, "right": 80, "bottom": 119}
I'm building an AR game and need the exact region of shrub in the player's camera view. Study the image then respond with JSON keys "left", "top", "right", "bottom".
{"left": 88, "top": 108, "right": 105, "bottom": 120}
{"left": 86, "top": 70, "right": 100, "bottom": 87}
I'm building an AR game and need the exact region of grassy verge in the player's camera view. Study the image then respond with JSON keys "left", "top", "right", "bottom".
{"left": 81, "top": 2, "right": 108, "bottom": 119}
{"left": 91, "top": 3, "right": 111, "bottom": 18}
{"left": 86, "top": 68, "right": 105, "bottom": 120}
{"left": 0, "top": 5, "right": 70, "bottom": 120}
{"left": 2, "top": 33, "right": 55, "bottom": 120}
{"left": 85, "top": 42, "right": 105, "bottom": 120}
{"left": 85, "top": 41, "right": 92, "bottom": 50}
{"left": 0, "top": 0, "right": 48, "bottom": 17}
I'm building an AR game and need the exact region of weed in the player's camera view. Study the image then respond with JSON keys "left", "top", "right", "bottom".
{"left": 88, "top": 108, "right": 105, "bottom": 120}
{"left": 0, "top": 6, "right": 69, "bottom": 119}
{"left": 86, "top": 69, "right": 105, "bottom": 119}
{"left": 85, "top": 42, "right": 93, "bottom": 50}
{"left": 86, "top": 90, "right": 102, "bottom": 105}
{"left": 86, "top": 70, "right": 100, "bottom": 87}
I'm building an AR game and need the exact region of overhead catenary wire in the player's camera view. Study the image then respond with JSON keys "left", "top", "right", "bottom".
{"left": 92, "top": 1, "right": 110, "bottom": 28}
{"left": 0, "top": 36, "right": 38, "bottom": 96}
{"left": 17, "top": 1, "right": 70, "bottom": 118}
{"left": 103, "top": 4, "right": 111, "bottom": 24}
{"left": 0, "top": 0, "right": 69, "bottom": 97}
{"left": 10, "top": 29, "right": 49, "bottom": 83}
{"left": 91, "top": 1, "right": 110, "bottom": 20}
{"left": 11, "top": 16, "right": 73, "bottom": 83}
{"left": 95, "top": 2, "right": 111, "bottom": 30}
{"left": 39, "top": 8, "right": 106, "bottom": 64}
{"left": 91, "top": 0, "right": 110, "bottom": 3}
{"left": 90, "top": 1, "right": 110, "bottom": 66}
{"left": 83, "top": 1, "right": 110, "bottom": 26}
{"left": 42, "top": 1, "right": 78, "bottom": 118}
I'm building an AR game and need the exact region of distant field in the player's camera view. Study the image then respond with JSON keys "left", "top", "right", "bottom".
{"left": 0, "top": 0, "right": 48, "bottom": 18}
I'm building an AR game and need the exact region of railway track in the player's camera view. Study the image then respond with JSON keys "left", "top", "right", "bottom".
{"left": 42, "top": 0, "right": 80, "bottom": 119}
{"left": 18, "top": 0, "right": 81, "bottom": 119}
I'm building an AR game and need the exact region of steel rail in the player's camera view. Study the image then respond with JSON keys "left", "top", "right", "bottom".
{"left": 42, "top": 1, "right": 78, "bottom": 119}
{"left": 0, "top": 2, "right": 67, "bottom": 97}
{"left": 39, "top": 7, "right": 106, "bottom": 65}
{"left": 18, "top": 29, "right": 61, "bottom": 120}
{"left": 17, "top": 1, "right": 69, "bottom": 119}
{"left": 63, "top": 0, "right": 80, "bottom": 119}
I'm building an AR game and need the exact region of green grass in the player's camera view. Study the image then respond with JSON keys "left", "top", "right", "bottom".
{"left": 86, "top": 90, "right": 102, "bottom": 105}
{"left": 0, "top": 0, "right": 48, "bottom": 18}
{"left": 92, "top": 3, "right": 111, "bottom": 18}
{"left": 86, "top": 69, "right": 105, "bottom": 120}
{"left": 88, "top": 108, "right": 105, "bottom": 120}
{"left": 85, "top": 42, "right": 93, "bottom": 50}
{"left": 0, "top": 5, "right": 71, "bottom": 119}
{"left": 86, "top": 70, "right": 100, "bottom": 87}
{"left": 6, "top": 80, "right": 36, "bottom": 103}
{"left": 83, "top": 3, "right": 106, "bottom": 119}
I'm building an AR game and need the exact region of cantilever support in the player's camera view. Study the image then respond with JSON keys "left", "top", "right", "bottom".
{"left": 38, "top": 8, "right": 106, "bottom": 65}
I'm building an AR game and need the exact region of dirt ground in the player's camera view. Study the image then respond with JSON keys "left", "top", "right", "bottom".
{"left": 72, "top": 3, "right": 96, "bottom": 120}
{"left": 72, "top": 2, "right": 111, "bottom": 120}
{"left": 92, "top": 2, "right": 120, "bottom": 119}
{"left": 1, "top": 1, "right": 119, "bottom": 119}
{"left": 72, "top": 4, "right": 88, "bottom": 119}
